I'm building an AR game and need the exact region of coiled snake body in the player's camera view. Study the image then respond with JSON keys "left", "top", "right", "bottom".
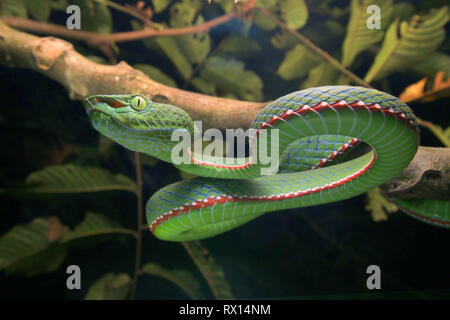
{"left": 84, "top": 86, "right": 449, "bottom": 241}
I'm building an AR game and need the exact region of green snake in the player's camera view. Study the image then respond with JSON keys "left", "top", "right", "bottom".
{"left": 83, "top": 86, "right": 449, "bottom": 241}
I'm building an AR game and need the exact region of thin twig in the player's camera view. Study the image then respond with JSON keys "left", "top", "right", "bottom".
{"left": 94, "top": 0, "right": 153, "bottom": 27}
{"left": 258, "top": 8, "right": 373, "bottom": 89}
{"left": 0, "top": 11, "right": 237, "bottom": 43}
{"left": 130, "top": 152, "right": 144, "bottom": 300}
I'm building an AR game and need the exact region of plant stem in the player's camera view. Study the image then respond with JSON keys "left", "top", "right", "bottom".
{"left": 130, "top": 151, "right": 144, "bottom": 299}
{"left": 94, "top": 0, "right": 153, "bottom": 26}
{"left": 258, "top": 8, "right": 373, "bottom": 89}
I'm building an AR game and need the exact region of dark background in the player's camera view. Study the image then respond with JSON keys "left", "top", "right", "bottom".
{"left": 0, "top": 0, "right": 449, "bottom": 299}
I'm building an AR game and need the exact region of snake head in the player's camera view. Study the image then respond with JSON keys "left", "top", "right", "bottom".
{"left": 83, "top": 94, "right": 194, "bottom": 159}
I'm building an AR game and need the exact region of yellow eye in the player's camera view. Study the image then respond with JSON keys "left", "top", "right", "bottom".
{"left": 130, "top": 96, "right": 147, "bottom": 111}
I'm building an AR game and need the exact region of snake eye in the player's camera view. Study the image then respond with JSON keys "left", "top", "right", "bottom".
{"left": 130, "top": 96, "right": 147, "bottom": 111}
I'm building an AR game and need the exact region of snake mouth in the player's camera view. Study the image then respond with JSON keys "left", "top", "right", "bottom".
{"left": 85, "top": 96, "right": 128, "bottom": 115}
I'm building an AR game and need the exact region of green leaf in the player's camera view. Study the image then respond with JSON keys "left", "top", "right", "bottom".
{"left": 364, "top": 6, "right": 449, "bottom": 82}
{"left": 412, "top": 51, "right": 450, "bottom": 78}
{"left": 217, "top": 35, "right": 261, "bottom": 58}
{"left": 199, "top": 57, "right": 263, "bottom": 101}
{"left": 141, "top": 262, "right": 205, "bottom": 299}
{"left": 72, "top": 0, "right": 113, "bottom": 34}
{"left": 342, "top": 0, "right": 393, "bottom": 67}
{"left": 277, "top": 44, "right": 321, "bottom": 81}
{"left": 171, "top": 10, "right": 211, "bottom": 65}
{"left": 391, "top": 2, "right": 415, "bottom": 22}
{"left": 191, "top": 77, "right": 217, "bottom": 95}
{"left": 23, "top": 164, "right": 136, "bottom": 194}
{"left": 181, "top": 241, "right": 235, "bottom": 300}
{"left": 214, "top": 0, "right": 234, "bottom": 13}
{"left": 0, "top": 0, "right": 27, "bottom": 18}
{"left": 0, "top": 217, "right": 68, "bottom": 276}
{"left": 280, "top": 0, "right": 308, "bottom": 30}
{"left": 135, "top": 64, "right": 178, "bottom": 87}
{"left": 133, "top": 21, "right": 194, "bottom": 80}
{"left": 26, "top": 0, "right": 51, "bottom": 21}
{"left": 271, "top": 30, "right": 298, "bottom": 50}
{"left": 302, "top": 61, "right": 339, "bottom": 88}
{"left": 255, "top": 0, "right": 277, "bottom": 9}
{"left": 151, "top": 0, "right": 173, "bottom": 13}
{"left": 253, "top": 9, "right": 277, "bottom": 31}
{"left": 0, "top": 213, "right": 135, "bottom": 276}
{"left": 63, "top": 212, "right": 137, "bottom": 243}
{"left": 51, "top": 0, "right": 69, "bottom": 11}
{"left": 85, "top": 273, "right": 131, "bottom": 300}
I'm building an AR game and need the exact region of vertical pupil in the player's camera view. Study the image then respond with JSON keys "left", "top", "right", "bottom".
{"left": 137, "top": 98, "right": 140, "bottom": 106}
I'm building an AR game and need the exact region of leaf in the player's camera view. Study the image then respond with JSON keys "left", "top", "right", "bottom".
{"left": 302, "top": 61, "right": 339, "bottom": 88}
{"left": 399, "top": 71, "right": 450, "bottom": 103}
{"left": 255, "top": 0, "right": 277, "bottom": 9}
{"left": 342, "top": 0, "right": 393, "bottom": 67}
{"left": 214, "top": 0, "right": 235, "bottom": 13}
{"left": 280, "top": 0, "right": 308, "bottom": 30}
{"left": 413, "top": 52, "right": 450, "bottom": 78}
{"left": 135, "top": 64, "right": 178, "bottom": 87}
{"left": 199, "top": 56, "right": 263, "bottom": 101}
{"left": 151, "top": 0, "right": 173, "bottom": 13}
{"left": 391, "top": 2, "right": 415, "bottom": 22}
{"left": 277, "top": 44, "right": 321, "bottom": 81}
{"left": 84, "top": 273, "right": 131, "bottom": 300}
{"left": 365, "top": 188, "right": 398, "bottom": 222}
{"left": 181, "top": 241, "right": 235, "bottom": 300}
{"left": 271, "top": 30, "right": 297, "bottom": 50}
{"left": 26, "top": 0, "right": 51, "bottom": 21}
{"left": 217, "top": 35, "right": 261, "bottom": 58}
{"left": 253, "top": 9, "right": 277, "bottom": 31}
{"left": 62, "top": 212, "right": 137, "bottom": 243}
{"left": 170, "top": 5, "right": 211, "bottom": 65}
{"left": 0, "top": 217, "right": 69, "bottom": 276}
{"left": 364, "top": 6, "right": 449, "bottom": 82}
{"left": 133, "top": 21, "right": 194, "bottom": 79}
{"left": 0, "top": 0, "right": 27, "bottom": 18}
{"left": 23, "top": 164, "right": 136, "bottom": 194}
{"left": 0, "top": 213, "right": 135, "bottom": 276}
{"left": 141, "top": 262, "right": 205, "bottom": 299}
{"left": 191, "top": 77, "right": 217, "bottom": 95}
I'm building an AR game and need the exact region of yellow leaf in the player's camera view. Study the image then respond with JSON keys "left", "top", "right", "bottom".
{"left": 365, "top": 188, "right": 398, "bottom": 222}
{"left": 399, "top": 77, "right": 427, "bottom": 102}
{"left": 400, "top": 71, "right": 450, "bottom": 103}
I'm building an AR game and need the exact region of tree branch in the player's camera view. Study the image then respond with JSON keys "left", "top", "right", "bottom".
{"left": 0, "top": 21, "right": 448, "bottom": 199}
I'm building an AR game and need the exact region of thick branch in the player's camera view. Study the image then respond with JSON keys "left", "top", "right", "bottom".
{"left": 0, "top": 22, "right": 448, "bottom": 199}
{"left": 381, "top": 147, "right": 450, "bottom": 201}
{"left": 0, "top": 21, "right": 263, "bottom": 129}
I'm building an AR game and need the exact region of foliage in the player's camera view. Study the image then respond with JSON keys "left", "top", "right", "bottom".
{"left": 0, "top": 0, "right": 449, "bottom": 300}
{"left": 84, "top": 273, "right": 131, "bottom": 300}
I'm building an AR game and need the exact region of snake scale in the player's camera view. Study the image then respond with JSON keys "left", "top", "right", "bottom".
{"left": 84, "top": 86, "right": 449, "bottom": 241}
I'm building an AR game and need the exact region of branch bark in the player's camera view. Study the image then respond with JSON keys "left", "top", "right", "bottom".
{"left": 0, "top": 21, "right": 448, "bottom": 199}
